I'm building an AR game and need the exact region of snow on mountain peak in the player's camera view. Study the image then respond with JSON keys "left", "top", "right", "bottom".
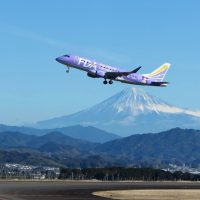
{"left": 110, "top": 87, "right": 171, "bottom": 115}
{"left": 98, "top": 87, "right": 199, "bottom": 117}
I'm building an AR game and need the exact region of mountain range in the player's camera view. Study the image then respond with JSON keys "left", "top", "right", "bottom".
{"left": 1, "top": 87, "right": 200, "bottom": 168}
{"left": 0, "top": 124, "right": 119, "bottom": 143}
{"left": 36, "top": 87, "right": 200, "bottom": 136}
{"left": 0, "top": 128, "right": 200, "bottom": 168}
{"left": 96, "top": 128, "right": 200, "bottom": 167}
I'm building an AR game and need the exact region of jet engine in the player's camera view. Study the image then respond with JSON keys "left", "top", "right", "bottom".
{"left": 87, "top": 72, "right": 99, "bottom": 78}
{"left": 87, "top": 70, "right": 105, "bottom": 78}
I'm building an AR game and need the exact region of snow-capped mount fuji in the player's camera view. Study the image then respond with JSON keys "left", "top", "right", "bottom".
{"left": 110, "top": 88, "right": 200, "bottom": 117}
{"left": 36, "top": 88, "right": 200, "bottom": 136}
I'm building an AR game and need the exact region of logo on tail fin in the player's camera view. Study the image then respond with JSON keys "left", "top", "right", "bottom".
{"left": 146, "top": 63, "right": 171, "bottom": 82}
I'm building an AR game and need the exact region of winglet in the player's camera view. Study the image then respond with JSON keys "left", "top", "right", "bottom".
{"left": 131, "top": 66, "right": 142, "bottom": 73}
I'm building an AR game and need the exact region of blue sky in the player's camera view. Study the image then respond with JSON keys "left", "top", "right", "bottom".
{"left": 0, "top": 0, "right": 200, "bottom": 125}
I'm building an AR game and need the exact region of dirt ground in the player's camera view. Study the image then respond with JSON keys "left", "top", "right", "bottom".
{"left": 93, "top": 189, "right": 200, "bottom": 200}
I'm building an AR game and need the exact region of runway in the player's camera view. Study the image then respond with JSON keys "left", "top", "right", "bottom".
{"left": 0, "top": 181, "right": 200, "bottom": 200}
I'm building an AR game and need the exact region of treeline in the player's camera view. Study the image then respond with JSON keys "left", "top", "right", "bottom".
{"left": 59, "top": 167, "right": 200, "bottom": 181}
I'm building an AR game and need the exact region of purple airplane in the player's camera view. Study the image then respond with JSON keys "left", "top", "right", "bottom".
{"left": 56, "top": 54, "right": 170, "bottom": 87}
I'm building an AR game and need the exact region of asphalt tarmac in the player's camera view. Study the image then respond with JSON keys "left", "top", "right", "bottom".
{"left": 0, "top": 181, "right": 200, "bottom": 200}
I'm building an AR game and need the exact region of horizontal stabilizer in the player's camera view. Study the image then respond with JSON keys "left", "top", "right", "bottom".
{"left": 151, "top": 81, "right": 169, "bottom": 87}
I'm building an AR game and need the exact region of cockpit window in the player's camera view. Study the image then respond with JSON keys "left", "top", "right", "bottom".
{"left": 64, "top": 55, "right": 70, "bottom": 57}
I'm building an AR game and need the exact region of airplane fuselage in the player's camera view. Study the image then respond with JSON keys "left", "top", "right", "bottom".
{"left": 56, "top": 54, "right": 169, "bottom": 87}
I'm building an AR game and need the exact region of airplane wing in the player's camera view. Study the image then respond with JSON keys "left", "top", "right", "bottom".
{"left": 105, "top": 66, "right": 141, "bottom": 79}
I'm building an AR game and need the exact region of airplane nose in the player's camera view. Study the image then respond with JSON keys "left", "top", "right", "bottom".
{"left": 55, "top": 56, "right": 65, "bottom": 64}
{"left": 55, "top": 55, "right": 70, "bottom": 64}
{"left": 55, "top": 57, "right": 61, "bottom": 62}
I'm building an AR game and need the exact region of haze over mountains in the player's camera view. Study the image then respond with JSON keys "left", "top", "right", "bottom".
{"left": 0, "top": 124, "right": 119, "bottom": 143}
{"left": 36, "top": 88, "right": 200, "bottom": 136}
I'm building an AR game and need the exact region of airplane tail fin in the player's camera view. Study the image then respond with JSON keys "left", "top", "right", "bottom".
{"left": 144, "top": 63, "right": 171, "bottom": 82}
